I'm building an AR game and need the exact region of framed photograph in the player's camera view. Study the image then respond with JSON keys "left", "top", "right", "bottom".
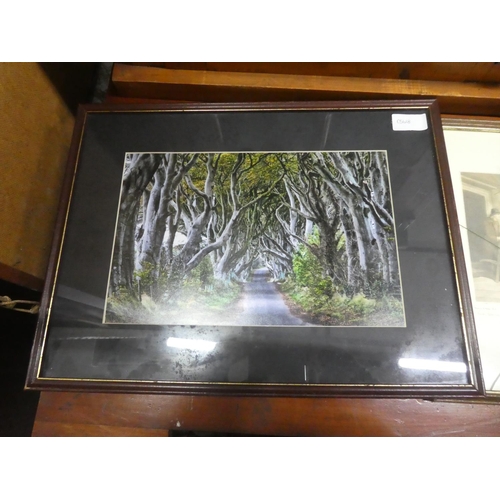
{"left": 26, "top": 101, "right": 483, "bottom": 397}
{"left": 443, "top": 118, "right": 500, "bottom": 396}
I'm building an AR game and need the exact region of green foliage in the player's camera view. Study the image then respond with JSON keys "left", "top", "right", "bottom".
{"left": 367, "top": 295, "right": 405, "bottom": 327}
{"left": 280, "top": 226, "right": 403, "bottom": 326}
{"left": 134, "top": 262, "right": 156, "bottom": 288}
{"left": 106, "top": 286, "right": 149, "bottom": 323}
{"left": 139, "top": 256, "right": 229, "bottom": 299}
{"left": 293, "top": 246, "right": 321, "bottom": 288}
{"left": 183, "top": 256, "right": 214, "bottom": 291}
{"left": 180, "top": 258, "right": 240, "bottom": 309}
{"left": 365, "top": 269, "right": 386, "bottom": 299}
{"left": 109, "top": 254, "right": 243, "bottom": 323}
{"left": 282, "top": 277, "right": 378, "bottom": 325}
{"left": 291, "top": 228, "right": 334, "bottom": 297}
{"left": 281, "top": 272, "right": 405, "bottom": 326}
{"left": 202, "top": 280, "right": 241, "bottom": 309}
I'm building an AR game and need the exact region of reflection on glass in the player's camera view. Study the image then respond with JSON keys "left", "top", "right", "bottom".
{"left": 166, "top": 337, "right": 217, "bottom": 352}
{"left": 398, "top": 358, "right": 467, "bottom": 373}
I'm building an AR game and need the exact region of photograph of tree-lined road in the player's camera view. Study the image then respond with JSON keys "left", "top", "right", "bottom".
{"left": 104, "top": 151, "right": 405, "bottom": 327}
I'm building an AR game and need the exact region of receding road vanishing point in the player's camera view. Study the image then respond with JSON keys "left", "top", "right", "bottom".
{"left": 236, "top": 269, "right": 306, "bottom": 326}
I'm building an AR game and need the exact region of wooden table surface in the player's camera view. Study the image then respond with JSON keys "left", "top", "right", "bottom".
{"left": 32, "top": 391, "right": 500, "bottom": 436}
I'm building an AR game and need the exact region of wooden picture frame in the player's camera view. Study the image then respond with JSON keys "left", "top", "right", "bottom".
{"left": 443, "top": 117, "right": 500, "bottom": 397}
{"left": 26, "top": 100, "right": 483, "bottom": 397}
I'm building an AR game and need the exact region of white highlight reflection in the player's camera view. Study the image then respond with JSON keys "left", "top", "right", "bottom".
{"left": 398, "top": 358, "right": 467, "bottom": 373}
{"left": 166, "top": 337, "right": 217, "bottom": 352}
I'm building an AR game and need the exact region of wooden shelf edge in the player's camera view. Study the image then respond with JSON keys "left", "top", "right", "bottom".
{"left": 110, "top": 64, "right": 500, "bottom": 117}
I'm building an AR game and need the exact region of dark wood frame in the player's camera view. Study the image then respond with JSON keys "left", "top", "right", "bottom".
{"left": 26, "top": 100, "right": 484, "bottom": 398}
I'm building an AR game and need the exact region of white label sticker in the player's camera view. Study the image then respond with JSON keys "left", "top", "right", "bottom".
{"left": 392, "top": 113, "right": 428, "bottom": 131}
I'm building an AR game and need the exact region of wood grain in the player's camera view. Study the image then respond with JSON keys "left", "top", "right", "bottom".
{"left": 33, "top": 421, "right": 170, "bottom": 437}
{"left": 111, "top": 64, "right": 500, "bottom": 116}
{"left": 0, "top": 262, "right": 44, "bottom": 291}
{"left": 32, "top": 392, "right": 500, "bottom": 436}
{"left": 124, "top": 63, "right": 500, "bottom": 84}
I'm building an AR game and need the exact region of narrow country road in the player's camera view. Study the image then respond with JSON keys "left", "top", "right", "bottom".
{"left": 235, "top": 268, "right": 306, "bottom": 326}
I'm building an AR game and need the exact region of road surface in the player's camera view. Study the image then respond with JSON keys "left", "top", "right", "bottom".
{"left": 236, "top": 268, "right": 306, "bottom": 326}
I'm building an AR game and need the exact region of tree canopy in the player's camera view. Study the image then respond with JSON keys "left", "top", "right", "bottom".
{"left": 106, "top": 151, "right": 403, "bottom": 325}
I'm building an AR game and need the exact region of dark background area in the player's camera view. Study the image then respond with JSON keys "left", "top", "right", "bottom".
{"left": 1, "top": 280, "right": 41, "bottom": 436}
{"left": 38, "top": 62, "right": 112, "bottom": 113}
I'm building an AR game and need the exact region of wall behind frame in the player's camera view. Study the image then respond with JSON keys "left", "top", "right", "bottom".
{"left": 0, "top": 63, "right": 75, "bottom": 281}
